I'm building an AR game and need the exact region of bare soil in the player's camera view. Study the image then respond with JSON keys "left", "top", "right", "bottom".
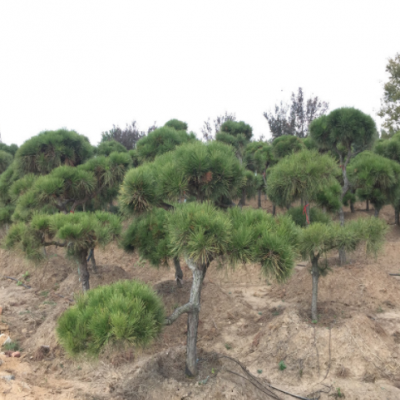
{"left": 1, "top": 199, "right": 400, "bottom": 399}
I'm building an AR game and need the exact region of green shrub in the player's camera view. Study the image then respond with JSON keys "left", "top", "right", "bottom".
{"left": 286, "top": 206, "right": 331, "bottom": 227}
{"left": 56, "top": 280, "right": 165, "bottom": 356}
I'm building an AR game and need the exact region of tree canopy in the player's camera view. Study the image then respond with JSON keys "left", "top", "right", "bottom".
{"left": 378, "top": 53, "right": 400, "bottom": 134}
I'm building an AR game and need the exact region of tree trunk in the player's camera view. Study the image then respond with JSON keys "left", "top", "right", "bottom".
{"left": 87, "top": 249, "right": 97, "bottom": 273}
{"left": 238, "top": 190, "right": 246, "bottom": 209}
{"left": 272, "top": 204, "right": 276, "bottom": 216}
{"left": 374, "top": 207, "right": 380, "bottom": 218}
{"left": 304, "top": 198, "right": 310, "bottom": 226}
{"left": 350, "top": 201, "right": 355, "bottom": 213}
{"left": 338, "top": 207, "right": 346, "bottom": 265}
{"left": 185, "top": 258, "right": 208, "bottom": 377}
{"left": 257, "top": 190, "right": 261, "bottom": 209}
{"left": 79, "top": 250, "right": 90, "bottom": 292}
{"left": 311, "top": 254, "right": 320, "bottom": 321}
{"left": 366, "top": 199, "right": 369, "bottom": 211}
{"left": 395, "top": 207, "right": 400, "bottom": 226}
{"left": 173, "top": 256, "right": 183, "bottom": 288}
{"left": 339, "top": 154, "right": 350, "bottom": 266}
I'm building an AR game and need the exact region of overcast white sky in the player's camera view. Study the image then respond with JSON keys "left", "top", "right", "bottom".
{"left": 0, "top": 1, "right": 399, "bottom": 146}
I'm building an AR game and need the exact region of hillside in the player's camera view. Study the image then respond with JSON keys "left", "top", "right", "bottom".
{"left": 1, "top": 200, "right": 400, "bottom": 399}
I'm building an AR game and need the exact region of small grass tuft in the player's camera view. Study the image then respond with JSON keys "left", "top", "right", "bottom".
{"left": 279, "top": 360, "right": 286, "bottom": 371}
{"left": 3, "top": 341, "right": 20, "bottom": 351}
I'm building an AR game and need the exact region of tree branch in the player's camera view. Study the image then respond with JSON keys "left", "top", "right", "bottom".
{"left": 164, "top": 302, "right": 196, "bottom": 325}
{"left": 44, "top": 241, "right": 67, "bottom": 247}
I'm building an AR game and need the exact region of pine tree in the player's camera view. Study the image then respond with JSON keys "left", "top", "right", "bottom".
{"left": 119, "top": 140, "right": 299, "bottom": 376}
{"left": 310, "top": 108, "right": 377, "bottom": 264}
{"left": 298, "top": 218, "right": 387, "bottom": 321}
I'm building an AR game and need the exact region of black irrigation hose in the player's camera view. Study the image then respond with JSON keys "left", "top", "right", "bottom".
{"left": 5, "top": 276, "right": 74, "bottom": 302}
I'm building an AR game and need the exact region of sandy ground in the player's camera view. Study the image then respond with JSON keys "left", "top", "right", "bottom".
{"left": 1, "top": 199, "right": 400, "bottom": 399}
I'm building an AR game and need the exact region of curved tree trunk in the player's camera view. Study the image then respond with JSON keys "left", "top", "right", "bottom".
{"left": 338, "top": 207, "right": 346, "bottom": 265}
{"left": 272, "top": 204, "right": 276, "bottom": 216}
{"left": 374, "top": 207, "right": 380, "bottom": 218}
{"left": 87, "top": 249, "right": 97, "bottom": 273}
{"left": 79, "top": 250, "right": 90, "bottom": 292}
{"left": 185, "top": 258, "right": 208, "bottom": 377}
{"left": 338, "top": 153, "right": 351, "bottom": 266}
{"left": 311, "top": 254, "right": 320, "bottom": 321}
{"left": 173, "top": 256, "right": 183, "bottom": 288}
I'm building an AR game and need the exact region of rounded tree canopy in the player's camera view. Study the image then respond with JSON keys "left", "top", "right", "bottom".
{"left": 298, "top": 217, "right": 387, "bottom": 259}
{"left": 96, "top": 139, "right": 127, "bottom": 156}
{"left": 271, "top": 135, "right": 305, "bottom": 159}
{"left": 220, "top": 120, "right": 253, "bottom": 140}
{"left": 123, "top": 201, "right": 298, "bottom": 282}
{"left": 119, "top": 140, "right": 245, "bottom": 213}
{"left": 267, "top": 149, "right": 340, "bottom": 208}
{"left": 310, "top": 107, "right": 377, "bottom": 152}
{"left": 135, "top": 126, "right": 196, "bottom": 163}
{"left": 56, "top": 280, "right": 165, "bottom": 356}
{"left": 348, "top": 151, "right": 400, "bottom": 210}
{"left": 164, "top": 119, "right": 188, "bottom": 131}
{"left": 0, "top": 150, "right": 13, "bottom": 174}
{"left": 15, "top": 129, "right": 94, "bottom": 176}
{"left": 374, "top": 133, "right": 400, "bottom": 162}
{"left": 6, "top": 211, "right": 121, "bottom": 262}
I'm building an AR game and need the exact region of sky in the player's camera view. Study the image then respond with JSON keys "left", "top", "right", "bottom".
{"left": 0, "top": 0, "right": 399, "bottom": 146}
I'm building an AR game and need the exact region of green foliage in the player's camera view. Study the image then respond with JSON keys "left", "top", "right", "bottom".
{"left": 9, "top": 174, "right": 37, "bottom": 204}
{"left": 378, "top": 53, "right": 400, "bottom": 134}
{"left": 164, "top": 119, "right": 188, "bottom": 131}
{"left": 302, "top": 137, "right": 318, "bottom": 150}
{"left": 0, "top": 143, "right": 18, "bottom": 157}
{"left": 56, "top": 280, "right": 165, "bottom": 356}
{"left": 220, "top": 120, "right": 253, "bottom": 140}
{"left": 271, "top": 135, "right": 305, "bottom": 159}
{"left": 298, "top": 218, "right": 388, "bottom": 260}
{"left": 168, "top": 202, "right": 231, "bottom": 265}
{"left": 315, "top": 181, "right": 342, "bottom": 212}
{"left": 3, "top": 341, "right": 20, "bottom": 351}
{"left": 0, "top": 205, "right": 14, "bottom": 227}
{"left": 267, "top": 150, "right": 340, "bottom": 208}
{"left": 119, "top": 141, "right": 245, "bottom": 212}
{"left": 122, "top": 208, "right": 170, "bottom": 266}
{"left": 244, "top": 142, "right": 274, "bottom": 173}
{"left": 135, "top": 126, "right": 195, "bottom": 163}
{"left": 286, "top": 206, "right": 331, "bottom": 227}
{"left": 347, "top": 151, "right": 400, "bottom": 211}
{"left": 96, "top": 140, "right": 127, "bottom": 156}
{"left": 374, "top": 132, "right": 400, "bottom": 162}
{"left": 0, "top": 150, "right": 13, "bottom": 174}
{"left": 15, "top": 129, "right": 94, "bottom": 175}
{"left": 310, "top": 108, "right": 377, "bottom": 153}
{"left": 6, "top": 212, "right": 121, "bottom": 262}
{"left": 279, "top": 361, "right": 287, "bottom": 371}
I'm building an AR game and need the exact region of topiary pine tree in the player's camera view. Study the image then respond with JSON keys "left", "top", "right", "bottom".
{"left": 164, "top": 119, "right": 188, "bottom": 131}
{"left": 14, "top": 129, "right": 94, "bottom": 176}
{"left": 6, "top": 211, "right": 121, "bottom": 292}
{"left": 96, "top": 139, "right": 128, "bottom": 156}
{"left": 134, "top": 126, "right": 196, "bottom": 164}
{"left": 310, "top": 107, "right": 377, "bottom": 264}
{"left": 298, "top": 218, "right": 387, "bottom": 321}
{"left": 267, "top": 149, "right": 340, "bottom": 222}
{"left": 57, "top": 280, "right": 165, "bottom": 356}
{"left": 271, "top": 135, "right": 305, "bottom": 159}
{"left": 244, "top": 142, "right": 275, "bottom": 208}
{"left": 119, "top": 140, "right": 299, "bottom": 376}
{"left": 347, "top": 151, "right": 400, "bottom": 217}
